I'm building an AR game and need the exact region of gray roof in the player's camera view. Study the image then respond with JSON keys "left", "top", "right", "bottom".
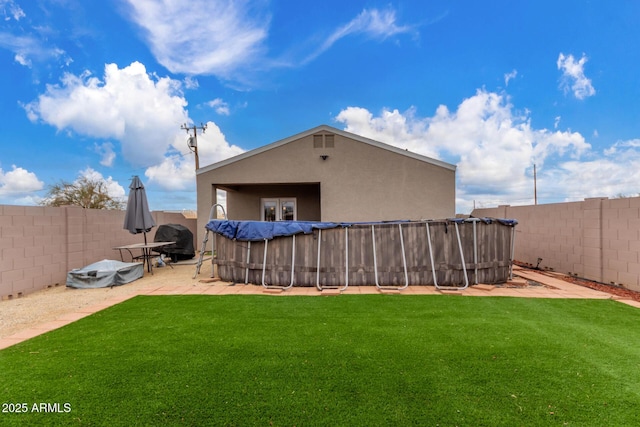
{"left": 197, "top": 124, "right": 456, "bottom": 175}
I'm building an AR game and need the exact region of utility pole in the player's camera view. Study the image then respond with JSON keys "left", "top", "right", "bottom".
{"left": 181, "top": 123, "right": 207, "bottom": 170}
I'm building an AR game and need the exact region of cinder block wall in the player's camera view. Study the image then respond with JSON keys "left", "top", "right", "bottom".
{"left": 0, "top": 205, "right": 196, "bottom": 299}
{"left": 473, "top": 197, "right": 640, "bottom": 292}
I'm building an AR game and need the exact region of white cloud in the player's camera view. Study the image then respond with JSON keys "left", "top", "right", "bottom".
{"left": 557, "top": 53, "right": 596, "bottom": 100}
{"left": 1, "top": 0, "right": 25, "bottom": 21}
{"left": 196, "top": 122, "right": 245, "bottom": 166}
{"left": 24, "top": 61, "right": 189, "bottom": 167}
{"left": 0, "top": 1, "right": 70, "bottom": 67}
{"left": 145, "top": 121, "right": 244, "bottom": 190}
{"left": 207, "top": 98, "right": 230, "bottom": 116}
{"left": 504, "top": 69, "right": 517, "bottom": 86}
{"left": 0, "top": 32, "right": 68, "bottom": 67}
{"left": 123, "top": 1, "right": 415, "bottom": 83}
{"left": 14, "top": 52, "right": 30, "bottom": 66}
{"left": 0, "top": 164, "right": 44, "bottom": 195}
{"left": 336, "top": 105, "right": 437, "bottom": 159}
{"left": 603, "top": 139, "right": 640, "bottom": 156}
{"left": 0, "top": 164, "right": 44, "bottom": 204}
{"left": 123, "top": 0, "right": 270, "bottom": 79}
{"left": 184, "top": 76, "right": 199, "bottom": 89}
{"left": 303, "top": 7, "right": 416, "bottom": 64}
{"left": 340, "top": 7, "right": 414, "bottom": 39}
{"left": 24, "top": 61, "right": 246, "bottom": 197}
{"left": 540, "top": 154, "right": 640, "bottom": 201}
{"left": 94, "top": 142, "right": 116, "bottom": 167}
{"left": 144, "top": 155, "right": 196, "bottom": 192}
{"left": 336, "top": 89, "right": 598, "bottom": 212}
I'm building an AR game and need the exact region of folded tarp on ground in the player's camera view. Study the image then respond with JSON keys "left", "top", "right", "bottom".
{"left": 66, "top": 259, "right": 144, "bottom": 289}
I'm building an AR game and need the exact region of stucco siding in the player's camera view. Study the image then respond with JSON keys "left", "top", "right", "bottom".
{"left": 196, "top": 126, "right": 455, "bottom": 245}
{"left": 318, "top": 136, "right": 454, "bottom": 221}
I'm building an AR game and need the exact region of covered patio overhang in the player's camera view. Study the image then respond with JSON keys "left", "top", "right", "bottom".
{"left": 213, "top": 182, "right": 321, "bottom": 221}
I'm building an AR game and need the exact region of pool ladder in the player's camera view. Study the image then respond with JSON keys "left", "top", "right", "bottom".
{"left": 193, "top": 204, "right": 227, "bottom": 279}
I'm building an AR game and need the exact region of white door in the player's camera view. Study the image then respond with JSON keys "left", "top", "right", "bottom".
{"left": 261, "top": 198, "right": 296, "bottom": 221}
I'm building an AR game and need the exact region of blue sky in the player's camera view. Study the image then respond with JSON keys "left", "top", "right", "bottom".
{"left": 1, "top": 0, "right": 639, "bottom": 214}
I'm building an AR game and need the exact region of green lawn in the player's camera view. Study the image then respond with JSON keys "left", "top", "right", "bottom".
{"left": 2, "top": 295, "right": 640, "bottom": 426}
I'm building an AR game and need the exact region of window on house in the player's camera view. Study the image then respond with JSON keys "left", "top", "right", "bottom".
{"left": 262, "top": 199, "right": 277, "bottom": 222}
{"left": 281, "top": 200, "right": 295, "bottom": 221}
{"left": 313, "top": 135, "right": 323, "bottom": 148}
{"left": 261, "top": 198, "right": 297, "bottom": 221}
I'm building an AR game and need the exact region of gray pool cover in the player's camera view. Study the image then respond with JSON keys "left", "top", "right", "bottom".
{"left": 66, "top": 259, "right": 144, "bottom": 289}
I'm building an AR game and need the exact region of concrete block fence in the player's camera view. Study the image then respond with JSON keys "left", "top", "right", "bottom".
{"left": 0, "top": 205, "right": 196, "bottom": 300}
{"left": 473, "top": 196, "right": 640, "bottom": 292}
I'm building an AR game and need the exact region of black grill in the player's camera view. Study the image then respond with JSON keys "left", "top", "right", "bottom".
{"left": 153, "top": 224, "right": 195, "bottom": 262}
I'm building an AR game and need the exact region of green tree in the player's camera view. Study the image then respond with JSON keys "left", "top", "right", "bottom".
{"left": 40, "top": 175, "right": 124, "bottom": 210}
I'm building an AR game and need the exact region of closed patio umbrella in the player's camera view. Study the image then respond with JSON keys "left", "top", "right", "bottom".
{"left": 123, "top": 176, "right": 156, "bottom": 244}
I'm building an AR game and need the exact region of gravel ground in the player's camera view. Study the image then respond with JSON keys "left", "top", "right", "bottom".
{"left": 0, "top": 262, "right": 213, "bottom": 340}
